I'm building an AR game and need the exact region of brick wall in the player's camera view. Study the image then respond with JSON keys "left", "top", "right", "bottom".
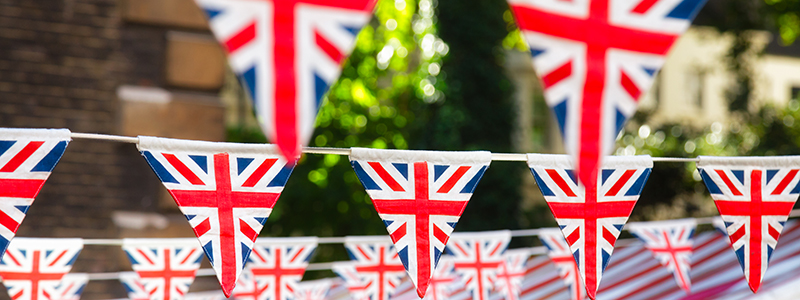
{"left": 0, "top": 0, "right": 226, "bottom": 298}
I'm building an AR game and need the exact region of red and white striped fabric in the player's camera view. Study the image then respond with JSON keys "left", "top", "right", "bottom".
{"left": 518, "top": 254, "right": 571, "bottom": 300}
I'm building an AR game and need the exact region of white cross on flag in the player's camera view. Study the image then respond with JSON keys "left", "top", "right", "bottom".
{"left": 231, "top": 237, "right": 318, "bottom": 300}
{"left": 194, "top": 0, "right": 377, "bottom": 161}
{"left": 697, "top": 156, "right": 800, "bottom": 292}
{"left": 122, "top": 239, "right": 204, "bottom": 300}
{"left": 137, "top": 136, "right": 296, "bottom": 296}
{"left": 446, "top": 230, "right": 511, "bottom": 300}
{"left": 0, "top": 238, "right": 83, "bottom": 300}
{"left": 627, "top": 218, "right": 697, "bottom": 293}
{"left": 350, "top": 148, "right": 492, "bottom": 298}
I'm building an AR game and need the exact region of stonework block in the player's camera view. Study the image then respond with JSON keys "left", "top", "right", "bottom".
{"left": 165, "top": 32, "right": 225, "bottom": 89}
{"left": 122, "top": 0, "right": 209, "bottom": 29}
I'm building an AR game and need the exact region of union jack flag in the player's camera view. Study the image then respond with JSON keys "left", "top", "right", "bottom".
{"left": 537, "top": 229, "right": 584, "bottom": 300}
{"left": 122, "top": 239, "right": 204, "bottom": 300}
{"left": 518, "top": 255, "right": 571, "bottom": 300}
{"left": 0, "top": 128, "right": 71, "bottom": 257}
{"left": 507, "top": 0, "right": 707, "bottom": 188}
{"left": 491, "top": 249, "right": 530, "bottom": 300}
{"left": 194, "top": 0, "right": 377, "bottom": 160}
{"left": 331, "top": 262, "right": 371, "bottom": 300}
{"left": 697, "top": 156, "right": 800, "bottom": 293}
{"left": 527, "top": 154, "right": 652, "bottom": 299}
{"left": 50, "top": 273, "right": 88, "bottom": 300}
{"left": 627, "top": 218, "right": 696, "bottom": 293}
{"left": 350, "top": 148, "right": 492, "bottom": 298}
{"left": 389, "top": 256, "right": 460, "bottom": 300}
{"left": 137, "top": 136, "right": 295, "bottom": 297}
{"left": 120, "top": 272, "right": 151, "bottom": 300}
{"left": 183, "top": 291, "right": 228, "bottom": 300}
{"left": 232, "top": 237, "right": 318, "bottom": 300}
{"left": 0, "top": 238, "right": 83, "bottom": 300}
{"left": 293, "top": 278, "right": 334, "bottom": 300}
{"left": 445, "top": 231, "right": 511, "bottom": 300}
{"left": 341, "top": 237, "right": 407, "bottom": 300}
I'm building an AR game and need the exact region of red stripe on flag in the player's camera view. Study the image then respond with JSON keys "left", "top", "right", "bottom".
{"left": 566, "top": 229, "right": 580, "bottom": 246}
{"left": 604, "top": 169, "right": 636, "bottom": 196}
{"left": 315, "top": 30, "right": 344, "bottom": 64}
{"left": 0, "top": 179, "right": 46, "bottom": 198}
{"left": 180, "top": 249, "right": 197, "bottom": 264}
{"left": 729, "top": 225, "right": 745, "bottom": 242}
{"left": 631, "top": 0, "right": 659, "bottom": 14}
{"left": 437, "top": 166, "right": 469, "bottom": 193}
{"left": 368, "top": 162, "right": 405, "bottom": 192}
{"left": 0, "top": 141, "right": 43, "bottom": 172}
{"left": 545, "top": 169, "right": 576, "bottom": 197}
{"left": 225, "top": 21, "right": 256, "bottom": 54}
{"left": 715, "top": 170, "right": 742, "bottom": 196}
{"left": 240, "top": 219, "right": 258, "bottom": 242}
{"left": 769, "top": 224, "right": 780, "bottom": 241}
{"left": 390, "top": 223, "right": 407, "bottom": 243}
{"left": 242, "top": 159, "right": 278, "bottom": 187}
{"left": 432, "top": 225, "right": 448, "bottom": 245}
{"left": 771, "top": 169, "right": 798, "bottom": 195}
{"left": 602, "top": 226, "right": 617, "bottom": 245}
{"left": 47, "top": 250, "right": 67, "bottom": 267}
{"left": 542, "top": 61, "right": 572, "bottom": 88}
{"left": 0, "top": 213, "right": 20, "bottom": 235}
{"left": 137, "top": 249, "right": 156, "bottom": 265}
{"left": 163, "top": 154, "right": 205, "bottom": 185}
{"left": 193, "top": 218, "right": 211, "bottom": 237}
{"left": 620, "top": 72, "right": 642, "bottom": 101}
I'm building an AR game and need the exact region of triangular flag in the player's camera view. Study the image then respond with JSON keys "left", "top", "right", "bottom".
{"left": 491, "top": 249, "right": 530, "bottom": 300}
{"left": 387, "top": 257, "right": 459, "bottom": 300}
{"left": 697, "top": 156, "right": 800, "bottom": 293}
{"left": 538, "top": 228, "right": 585, "bottom": 300}
{"left": 527, "top": 154, "right": 652, "bottom": 299}
{"left": 231, "top": 237, "right": 318, "bottom": 300}
{"left": 349, "top": 148, "right": 492, "bottom": 298}
{"left": 137, "top": 136, "right": 295, "bottom": 296}
{"left": 294, "top": 278, "right": 334, "bottom": 300}
{"left": 194, "top": 0, "right": 378, "bottom": 160}
{"left": 627, "top": 218, "right": 697, "bottom": 293}
{"left": 120, "top": 272, "right": 151, "bottom": 300}
{"left": 506, "top": 0, "right": 707, "bottom": 188}
{"left": 52, "top": 273, "right": 89, "bottom": 300}
{"left": 183, "top": 291, "right": 228, "bottom": 300}
{"left": 0, "top": 128, "right": 71, "bottom": 256}
{"left": 0, "top": 238, "right": 83, "bottom": 300}
{"left": 712, "top": 217, "right": 729, "bottom": 237}
{"left": 331, "top": 262, "right": 372, "bottom": 300}
{"left": 122, "top": 239, "right": 204, "bottom": 300}
{"left": 445, "top": 230, "right": 511, "bottom": 300}
{"left": 342, "top": 236, "right": 407, "bottom": 300}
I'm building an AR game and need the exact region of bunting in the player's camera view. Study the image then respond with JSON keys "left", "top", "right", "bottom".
{"left": 0, "top": 238, "right": 83, "bottom": 300}
{"left": 120, "top": 272, "right": 151, "bottom": 300}
{"left": 331, "top": 262, "right": 371, "bottom": 300}
{"left": 491, "top": 249, "right": 530, "bottom": 300}
{"left": 697, "top": 156, "right": 800, "bottom": 292}
{"left": 0, "top": 128, "right": 71, "bottom": 257}
{"left": 518, "top": 255, "right": 572, "bottom": 300}
{"left": 506, "top": 0, "right": 707, "bottom": 188}
{"left": 538, "top": 228, "right": 584, "bottom": 300}
{"left": 627, "top": 218, "right": 696, "bottom": 292}
{"left": 446, "top": 230, "right": 511, "bottom": 300}
{"left": 232, "top": 237, "right": 318, "bottom": 300}
{"left": 341, "top": 236, "right": 407, "bottom": 300}
{"left": 387, "top": 258, "right": 459, "bottom": 300}
{"left": 294, "top": 279, "right": 334, "bottom": 300}
{"left": 122, "top": 239, "right": 204, "bottom": 300}
{"left": 350, "top": 148, "right": 492, "bottom": 298}
{"left": 194, "top": 0, "right": 377, "bottom": 160}
{"left": 527, "top": 154, "right": 652, "bottom": 299}
{"left": 137, "top": 136, "right": 295, "bottom": 296}
{"left": 51, "top": 273, "right": 88, "bottom": 300}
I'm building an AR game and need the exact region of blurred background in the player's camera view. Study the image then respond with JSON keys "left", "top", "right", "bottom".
{"left": 0, "top": 0, "right": 797, "bottom": 297}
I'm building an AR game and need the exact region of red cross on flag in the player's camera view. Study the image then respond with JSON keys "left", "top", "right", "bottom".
{"left": 527, "top": 154, "right": 652, "bottom": 299}
{"left": 446, "top": 230, "right": 511, "bottom": 300}
{"left": 232, "top": 237, "right": 318, "bottom": 300}
{"left": 122, "top": 239, "right": 204, "bottom": 300}
{"left": 538, "top": 228, "right": 585, "bottom": 300}
{"left": 293, "top": 278, "right": 334, "bottom": 300}
{"left": 194, "top": 0, "right": 377, "bottom": 161}
{"left": 51, "top": 273, "right": 89, "bottom": 300}
{"left": 0, "top": 238, "right": 83, "bottom": 300}
{"left": 627, "top": 218, "right": 697, "bottom": 293}
{"left": 506, "top": 0, "right": 707, "bottom": 189}
{"left": 338, "top": 236, "right": 408, "bottom": 300}
{"left": 350, "top": 148, "right": 492, "bottom": 299}
{"left": 137, "top": 136, "right": 296, "bottom": 297}
{"left": 697, "top": 156, "right": 800, "bottom": 292}
{"left": 491, "top": 249, "right": 530, "bottom": 300}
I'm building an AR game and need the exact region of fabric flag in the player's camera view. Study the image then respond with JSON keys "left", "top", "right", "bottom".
{"left": 293, "top": 278, "right": 334, "bottom": 300}
{"left": 122, "top": 238, "right": 204, "bottom": 300}
{"left": 137, "top": 136, "right": 295, "bottom": 296}
{"left": 342, "top": 236, "right": 407, "bottom": 300}
{"left": 518, "top": 255, "right": 571, "bottom": 300}
{"left": 627, "top": 218, "right": 696, "bottom": 293}
{"left": 506, "top": 0, "right": 707, "bottom": 188}
{"left": 0, "top": 238, "right": 83, "bottom": 300}
{"left": 331, "top": 262, "right": 371, "bottom": 300}
{"left": 0, "top": 128, "right": 71, "bottom": 257}
{"left": 350, "top": 148, "right": 492, "bottom": 298}
{"left": 492, "top": 249, "right": 530, "bottom": 300}
{"left": 120, "top": 272, "right": 151, "bottom": 300}
{"left": 446, "top": 230, "right": 511, "bottom": 300}
{"left": 696, "top": 156, "right": 800, "bottom": 292}
{"left": 183, "top": 291, "right": 228, "bottom": 300}
{"left": 527, "top": 154, "right": 652, "bottom": 299}
{"left": 194, "top": 0, "right": 377, "bottom": 160}
{"left": 232, "top": 237, "right": 318, "bottom": 300}
{"left": 712, "top": 217, "right": 728, "bottom": 236}
{"left": 537, "top": 228, "right": 584, "bottom": 300}
{"left": 51, "top": 273, "right": 88, "bottom": 300}
{"left": 388, "top": 258, "right": 459, "bottom": 300}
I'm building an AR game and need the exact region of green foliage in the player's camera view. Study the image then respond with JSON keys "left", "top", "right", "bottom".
{"left": 765, "top": 0, "right": 800, "bottom": 44}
